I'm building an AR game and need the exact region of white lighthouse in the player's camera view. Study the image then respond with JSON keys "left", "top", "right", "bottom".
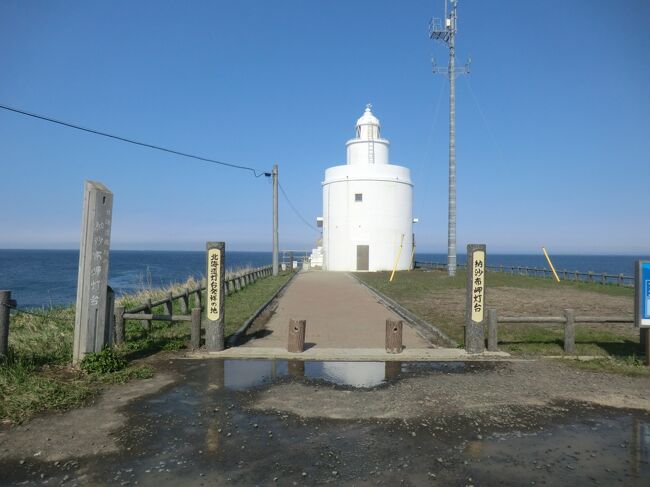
{"left": 319, "top": 105, "right": 414, "bottom": 272}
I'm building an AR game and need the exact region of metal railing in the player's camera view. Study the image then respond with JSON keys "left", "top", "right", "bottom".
{"left": 415, "top": 261, "right": 634, "bottom": 287}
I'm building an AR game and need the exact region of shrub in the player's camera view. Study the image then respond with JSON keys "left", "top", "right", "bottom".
{"left": 80, "top": 348, "right": 127, "bottom": 375}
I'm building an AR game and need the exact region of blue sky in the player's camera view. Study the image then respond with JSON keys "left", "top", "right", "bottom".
{"left": 0, "top": 0, "right": 648, "bottom": 254}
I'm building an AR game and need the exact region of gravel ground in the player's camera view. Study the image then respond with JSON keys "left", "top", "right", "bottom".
{"left": 0, "top": 357, "right": 648, "bottom": 486}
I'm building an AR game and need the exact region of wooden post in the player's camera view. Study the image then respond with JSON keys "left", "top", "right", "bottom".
{"left": 114, "top": 306, "right": 125, "bottom": 345}
{"left": 144, "top": 298, "right": 153, "bottom": 331}
{"left": 105, "top": 286, "right": 115, "bottom": 347}
{"left": 465, "top": 244, "right": 486, "bottom": 353}
{"left": 487, "top": 308, "right": 498, "bottom": 352}
{"left": 0, "top": 290, "right": 16, "bottom": 358}
{"left": 164, "top": 291, "right": 173, "bottom": 321}
{"left": 384, "top": 361, "right": 401, "bottom": 380}
{"left": 619, "top": 273, "right": 624, "bottom": 286}
{"left": 564, "top": 309, "right": 576, "bottom": 354}
{"left": 205, "top": 242, "right": 225, "bottom": 351}
{"left": 191, "top": 307, "right": 202, "bottom": 349}
{"left": 288, "top": 360, "right": 305, "bottom": 377}
{"left": 194, "top": 289, "right": 202, "bottom": 309}
{"left": 601, "top": 273, "right": 606, "bottom": 285}
{"left": 180, "top": 288, "right": 189, "bottom": 314}
{"left": 73, "top": 181, "right": 113, "bottom": 364}
{"left": 385, "top": 319, "right": 403, "bottom": 353}
{"left": 643, "top": 329, "right": 649, "bottom": 367}
{"left": 287, "top": 319, "right": 306, "bottom": 353}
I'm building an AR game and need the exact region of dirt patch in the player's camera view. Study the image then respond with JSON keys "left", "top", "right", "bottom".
{"left": 250, "top": 360, "right": 650, "bottom": 420}
{"left": 1, "top": 358, "right": 649, "bottom": 486}
{"left": 0, "top": 372, "right": 176, "bottom": 462}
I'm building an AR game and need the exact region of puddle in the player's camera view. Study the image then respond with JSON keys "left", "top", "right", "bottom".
{"left": 467, "top": 413, "right": 650, "bottom": 484}
{"left": 1, "top": 359, "right": 648, "bottom": 486}
{"left": 220, "top": 359, "right": 478, "bottom": 389}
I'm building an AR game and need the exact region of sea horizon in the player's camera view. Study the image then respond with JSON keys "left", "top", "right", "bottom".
{"left": 1, "top": 248, "right": 648, "bottom": 309}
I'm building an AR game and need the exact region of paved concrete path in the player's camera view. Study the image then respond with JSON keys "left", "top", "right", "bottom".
{"left": 242, "top": 271, "right": 433, "bottom": 349}
{"left": 191, "top": 348, "right": 511, "bottom": 361}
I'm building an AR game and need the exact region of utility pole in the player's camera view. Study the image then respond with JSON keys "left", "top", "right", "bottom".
{"left": 429, "top": 0, "right": 470, "bottom": 277}
{"left": 272, "top": 164, "right": 279, "bottom": 276}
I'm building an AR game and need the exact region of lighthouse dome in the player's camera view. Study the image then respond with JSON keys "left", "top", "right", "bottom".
{"left": 355, "top": 105, "right": 381, "bottom": 140}
{"left": 356, "top": 104, "right": 380, "bottom": 129}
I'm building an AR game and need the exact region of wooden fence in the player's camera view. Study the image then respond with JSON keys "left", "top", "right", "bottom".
{"left": 0, "top": 265, "right": 275, "bottom": 357}
{"left": 483, "top": 308, "right": 650, "bottom": 367}
{"left": 415, "top": 261, "right": 634, "bottom": 287}
{"left": 114, "top": 265, "right": 274, "bottom": 346}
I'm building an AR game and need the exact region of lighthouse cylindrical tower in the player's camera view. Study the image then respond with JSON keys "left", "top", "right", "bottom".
{"left": 322, "top": 105, "right": 413, "bottom": 272}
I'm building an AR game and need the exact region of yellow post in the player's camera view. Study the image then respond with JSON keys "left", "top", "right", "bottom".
{"left": 542, "top": 246, "right": 561, "bottom": 282}
{"left": 389, "top": 234, "right": 405, "bottom": 282}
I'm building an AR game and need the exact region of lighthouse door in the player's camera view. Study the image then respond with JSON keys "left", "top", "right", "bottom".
{"left": 356, "top": 245, "right": 369, "bottom": 271}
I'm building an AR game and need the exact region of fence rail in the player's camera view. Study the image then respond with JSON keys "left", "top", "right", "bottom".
{"left": 0, "top": 265, "right": 276, "bottom": 356}
{"left": 415, "top": 261, "right": 634, "bottom": 287}
{"left": 485, "top": 308, "right": 643, "bottom": 361}
{"left": 117, "top": 264, "right": 274, "bottom": 345}
{"left": 123, "top": 265, "right": 273, "bottom": 314}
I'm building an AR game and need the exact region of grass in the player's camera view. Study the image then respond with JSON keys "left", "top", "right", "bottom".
{"left": 355, "top": 268, "right": 643, "bottom": 372}
{"left": 565, "top": 356, "right": 650, "bottom": 377}
{"left": 0, "top": 268, "right": 294, "bottom": 424}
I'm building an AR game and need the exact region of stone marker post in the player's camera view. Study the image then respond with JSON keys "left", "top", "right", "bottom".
{"left": 205, "top": 242, "right": 225, "bottom": 351}
{"left": 465, "top": 244, "right": 486, "bottom": 354}
{"left": 73, "top": 181, "right": 113, "bottom": 364}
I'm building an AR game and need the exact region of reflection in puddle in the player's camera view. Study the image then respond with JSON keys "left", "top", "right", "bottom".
{"left": 221, "top": 359, "right": 473, "bottom": 390}
{"left": 468, "top": 416, "right": 650, "bottom": 483}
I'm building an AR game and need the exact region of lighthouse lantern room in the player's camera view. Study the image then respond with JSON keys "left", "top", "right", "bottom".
{"left": 320, "top": 105, "right": 414, "bottom": 272}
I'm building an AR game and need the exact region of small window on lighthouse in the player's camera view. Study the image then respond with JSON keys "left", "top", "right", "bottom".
{"left": 355, "top": 193, "right": 363, "bottom": 202}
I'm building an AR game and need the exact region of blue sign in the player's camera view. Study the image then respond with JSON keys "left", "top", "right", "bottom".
{"left": 641, "top": 262, "right": 650, "bottom": 320}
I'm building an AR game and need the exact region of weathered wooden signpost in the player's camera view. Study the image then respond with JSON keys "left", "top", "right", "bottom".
{"left": 73, "top": 181, "right": 113, "bottom": 364}
{"left": 465, "top": 244, "right": 486, "bottom": 353}
{"left": 206, "top": 241, "right": 225, "bottom": 351}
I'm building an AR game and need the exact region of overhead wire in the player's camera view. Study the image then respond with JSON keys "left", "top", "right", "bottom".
{"left": 462, "top": 78, "right": 507, "bottom": 166}
{"left": 0, "top": 103, "right": 269, "bottom": 177}
{"left": 278, "top": 182, "right": 320, "bottom": 234}
{"left": 0, "top": 102, "right": 323, "bottom": 239}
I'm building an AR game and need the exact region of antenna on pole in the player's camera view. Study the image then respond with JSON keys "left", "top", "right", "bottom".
{"left": 429, "top": 0, "right": 470, "bottom": 278}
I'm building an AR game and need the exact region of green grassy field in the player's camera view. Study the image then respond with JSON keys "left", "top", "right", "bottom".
{"left": 0, "top": 270, "right": 294, "bottom": 424}
{"left": 355, "top": 268, "right": 646, "bottom": 375}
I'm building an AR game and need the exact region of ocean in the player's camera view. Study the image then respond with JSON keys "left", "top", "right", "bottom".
{"left": 0, "top": 249, "right": 648, "bottom": 309}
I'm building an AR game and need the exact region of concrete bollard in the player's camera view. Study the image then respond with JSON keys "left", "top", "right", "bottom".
{"left": 385, "top": 319, "right": 403, "bottom": 354}
{"left": 288, "top": 319, "right": 306, "bottom": 353}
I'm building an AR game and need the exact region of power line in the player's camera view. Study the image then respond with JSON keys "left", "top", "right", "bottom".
{"left": 0, "top": 103, "right": 269, "bottom": 177}
{"left": 462, "top": 78, "right": 507, "bottom": 167}
{"left": 278, "top": 182, "right": 320, "bottom": 234}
